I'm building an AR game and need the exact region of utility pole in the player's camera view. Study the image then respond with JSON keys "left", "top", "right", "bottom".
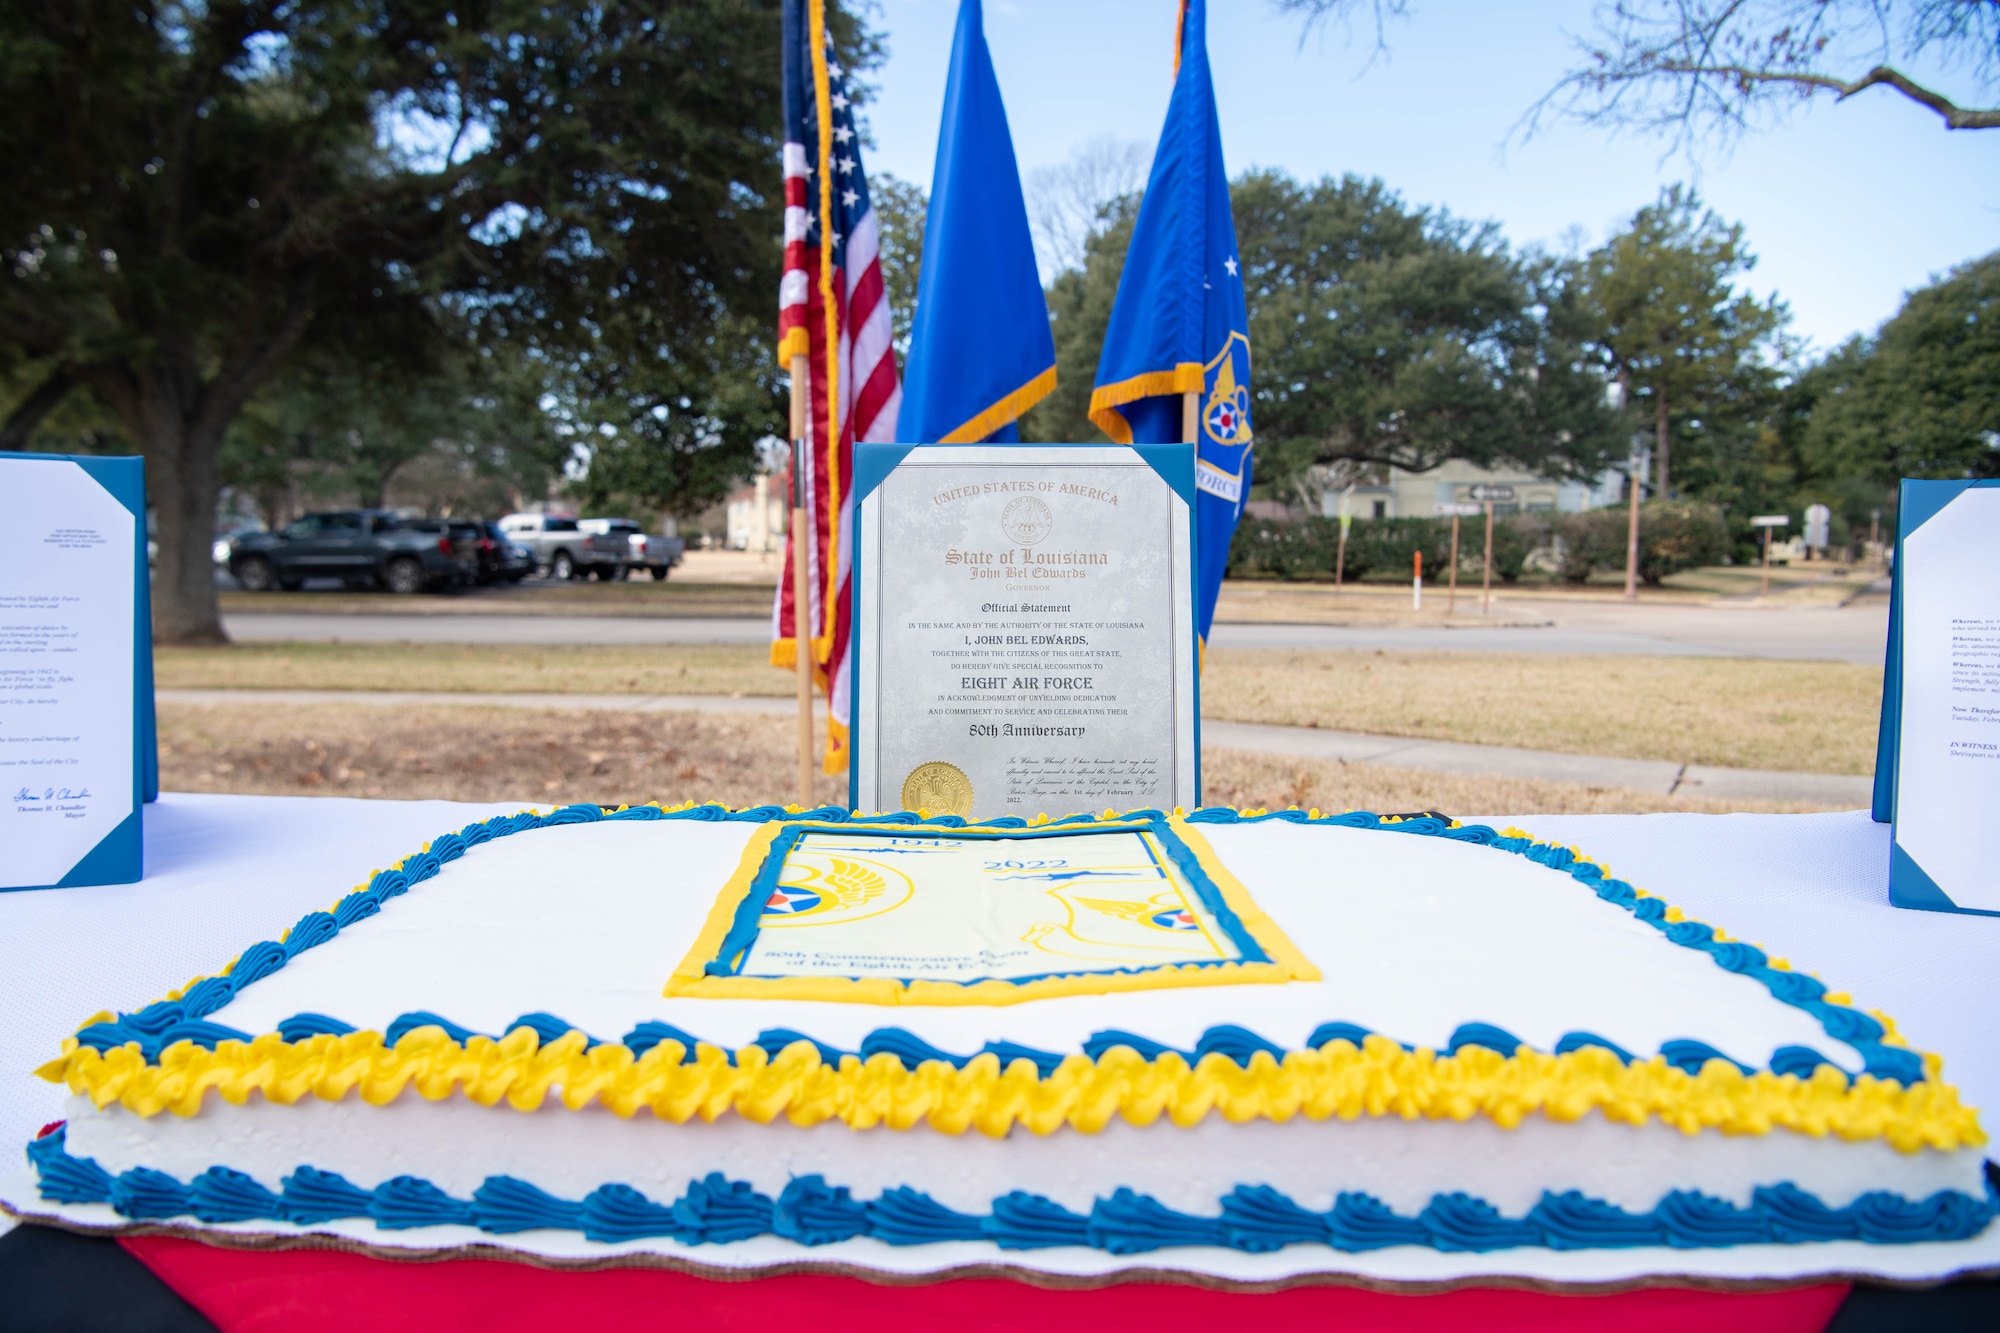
{"left": 1623, "top": 440, "right": 1644, "bottom": 602}
{"left": 1446, "top": 513, "right": 1460, "bottom": 614}
{"left": 1482, "top": 500, "right": 1495, "bottom": 617}
{"left": 1334, "top": 489, "right": 1352, "bottom": 595}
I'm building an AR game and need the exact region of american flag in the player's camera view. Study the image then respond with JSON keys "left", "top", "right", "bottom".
{"left": 773, "top": 0, "right": 900, "bottom": 776}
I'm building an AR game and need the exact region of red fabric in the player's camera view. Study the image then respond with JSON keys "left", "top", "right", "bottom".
{"left": 122, "top": 1236, "right": 1850, "bottom": 1333}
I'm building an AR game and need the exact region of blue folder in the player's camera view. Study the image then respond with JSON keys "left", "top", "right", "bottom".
{"left": 3, "top": 451, "right": 154, "bottom": 891}
{"left": 1874, "top": 477, "right": 2000, "bottom": 915}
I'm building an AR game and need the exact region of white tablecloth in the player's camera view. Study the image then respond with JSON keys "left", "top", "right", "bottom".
{"left": 4, "top": 795, "right": 1997, "bottom": 1251}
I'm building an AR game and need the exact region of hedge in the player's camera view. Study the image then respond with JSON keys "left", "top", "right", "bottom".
{"left": 1226, "top": 501, "right": 1728, "bottom": 586}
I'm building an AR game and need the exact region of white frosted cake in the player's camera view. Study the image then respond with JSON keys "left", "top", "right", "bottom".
{"left": 12, "top": 803, "right": 1995, "bottom": 1286}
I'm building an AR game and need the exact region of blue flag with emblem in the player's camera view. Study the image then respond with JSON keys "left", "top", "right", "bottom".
{"left": 1087, "top": 0, "right": 1250, "bottom": 642}
{"left": 900, "top": 0, "right": 1055, "bottom": 444}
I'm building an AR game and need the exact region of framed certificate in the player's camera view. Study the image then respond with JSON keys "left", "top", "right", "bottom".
{"left": 851, "top": 444, "right": 1198, "bottom": 819}
{"left": 1879, "top": 478, "right": 2000, "bottom": 916}
{"left": 1, "top": 451, "right": 152, "bottom": 891}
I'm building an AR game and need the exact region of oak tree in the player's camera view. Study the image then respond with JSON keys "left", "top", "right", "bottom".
{"left": 0, "top": 1, "right": 867, "bottom": 639}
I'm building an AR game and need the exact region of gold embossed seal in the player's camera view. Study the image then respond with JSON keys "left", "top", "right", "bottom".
{"left": 901, "top": 761, "right": 974, "bottom": 816}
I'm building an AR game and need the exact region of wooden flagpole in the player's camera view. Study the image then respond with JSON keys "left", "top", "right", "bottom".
{"left": 789, "top": 355, "right": 815, "bottom": 807}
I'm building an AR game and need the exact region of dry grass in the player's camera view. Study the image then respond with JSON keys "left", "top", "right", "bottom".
{"left": 1203, "top": 649, "right": 1879, "bottom": 775}
{"left": 158, "top": 642, "right": 791, "bottom": 696}
{"left": 1199, "top": 748, "right": 1830, "bottom": 817}
{"left": 158, "top": 703, "right": 1831, "bottom": 817}
{"left": 159, "top": 703, "right": 847, "bottom": 809}
{"left": 159, "top": 642, "right": 1879, "bottom": 774}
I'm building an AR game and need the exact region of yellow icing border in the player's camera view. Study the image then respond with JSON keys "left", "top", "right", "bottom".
{"left": 35, "top": 1028, "right": 1983, "bottom": 1154}
{"left": 661, "top": 816, "right": 1320, "bottom": 1006}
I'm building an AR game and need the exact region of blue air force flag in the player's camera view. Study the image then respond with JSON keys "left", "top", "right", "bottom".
{"left": 1087, "top": 0, "right": 1250, "bottom": 642}
{"left": 899, "top": 0, "right": 1056, "bottom": 444}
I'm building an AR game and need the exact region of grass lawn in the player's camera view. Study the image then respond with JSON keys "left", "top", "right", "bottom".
{"left": 158, "top": 641, "right": 793, "bottom": 696}
{"left": 1203, "top": 649, "right": 1879, "bottom": 775}
{"left": 157, "top": 641, "right": 1881, "bottom": 775}
{"left": 158, "top": 703, "right": 1833, "bottom": 815}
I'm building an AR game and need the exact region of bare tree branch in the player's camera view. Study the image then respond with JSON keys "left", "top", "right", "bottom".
{"left": 1523, "top": 0, "right": 2000, "bottom": 152}
{"left": 1270, "top": 0, "right": 1413, "bottom": 56}
{"left": 1026, "top": 137, "right": 1150, "bottom": 278}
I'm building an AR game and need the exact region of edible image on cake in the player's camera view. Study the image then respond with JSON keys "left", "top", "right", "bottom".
{"left": 667, "top": 815, "right": 1318, "bottom": 1003}
{"left": 745, "top": 830, "right": 1235, "bottom": 982}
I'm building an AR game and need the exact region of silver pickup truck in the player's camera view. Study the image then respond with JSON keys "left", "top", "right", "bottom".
{"left": 580, "top": 517, "right": 685, "bottom": 580}
{"left": 496, "top": 513, "right": 629, "bottom": 580}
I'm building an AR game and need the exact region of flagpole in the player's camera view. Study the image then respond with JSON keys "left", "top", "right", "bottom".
{"left": 1182, "top": 391, "right": 1197, "bottom": 445}
{"left": 789, "top": 355, "right": 815, "bottom": 807}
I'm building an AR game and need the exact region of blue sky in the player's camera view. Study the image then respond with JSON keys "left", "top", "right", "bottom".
{"left": 857, "top": 0, "right": 2000, "bottom": 354}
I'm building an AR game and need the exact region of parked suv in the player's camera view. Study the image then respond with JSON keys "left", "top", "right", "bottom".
{"left": 497, "top": 513, "right": 630, "bottom": 580}
{"left": 470, "top": 520, "right": 533, "bottom": 584}
{"left": 229, "top": 511, "right": 469, "bottom": 594}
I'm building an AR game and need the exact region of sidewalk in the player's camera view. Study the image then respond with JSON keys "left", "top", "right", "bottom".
{"left": 157, "top": 689, "right": 1872, "bottom": 808}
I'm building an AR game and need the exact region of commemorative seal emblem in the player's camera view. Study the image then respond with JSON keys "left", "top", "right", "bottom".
{"left": 1000, "top": 495, "right": 1054, "bottom": 546}
{"left": 901, "top": 760, "right": 975, "bottom": 817}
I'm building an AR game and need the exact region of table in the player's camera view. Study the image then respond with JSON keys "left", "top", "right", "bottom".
{"left": 4, "top": 795, "right": 1997, "bottom": 1327}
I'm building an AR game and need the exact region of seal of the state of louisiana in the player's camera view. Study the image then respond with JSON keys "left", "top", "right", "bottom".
{"left": 1000, "top": 495, "right": 1053, "bottom": 546}
{"left": 901, "top": 761, "right": 975, "bottom": 817}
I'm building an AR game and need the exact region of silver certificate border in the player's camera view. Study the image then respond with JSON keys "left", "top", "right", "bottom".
{"left": 854, "top": 445, "right": 1197, "bottom": 815}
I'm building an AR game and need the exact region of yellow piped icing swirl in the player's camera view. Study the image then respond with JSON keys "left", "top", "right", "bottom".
{"left": 37, "top": 1027, "right": 1984, "bottom": 1154}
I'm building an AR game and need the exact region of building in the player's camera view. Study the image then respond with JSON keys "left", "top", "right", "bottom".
{"left": 1325, "top": 459, "right": 1625, "bottom": 521}
{"left": 724, "top": 474, "right": 788, "bottom": 552}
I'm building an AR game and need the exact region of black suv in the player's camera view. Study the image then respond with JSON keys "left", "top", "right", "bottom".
{"left": 229, "top": 511, "right": 475, "bottom": 594}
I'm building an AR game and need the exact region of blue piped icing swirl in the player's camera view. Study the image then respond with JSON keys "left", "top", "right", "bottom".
{"left": 185, "top": 1009, "right": 1847, "bottom": 1094}
{"left": 66, "top": 802, "right": 1927, "bottom": 1088}
{"left": 26, "top": 1125, "right": 1996, "bottom": 1253}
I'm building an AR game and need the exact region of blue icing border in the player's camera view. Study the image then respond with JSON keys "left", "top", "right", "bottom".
{"left": 26, "top": 1125, "right": 1996, "bottom": 1253}
{"left": 179, "top": 1010, "right": 1841, "bottom": 1093}
{"left": 68, "top": 803, "right": 1918, "bottom": 1084}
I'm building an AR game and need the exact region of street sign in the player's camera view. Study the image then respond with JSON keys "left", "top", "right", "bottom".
{"left": 1433, "top": 501, "right": 1483, "bottom": 516}
{"left": 1467, "top": 484, "right": 1515, "bottom": 503}
{"left": 1750, "top": 515, "right": 1790, "bottom": 528}
{"left": 1804, "top": 503, "right": 1831, "bottom": 549}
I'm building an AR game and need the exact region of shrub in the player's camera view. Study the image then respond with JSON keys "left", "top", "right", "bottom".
{"left": 1637, "top": 501, "right": 1729, "bottom": 584}
{"left": 1547, "top": 502, "right": 1729, "bottom": 584}
{"left": 1552, "top": 510, "right": 1628, "bottom": 582}
{"left": 1226, "top": 512, "right": 1557, "bottom": 583}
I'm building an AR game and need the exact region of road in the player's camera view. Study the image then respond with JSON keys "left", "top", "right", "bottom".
{"left": 223, "top": 596, "right": 1889, "bottom": 663}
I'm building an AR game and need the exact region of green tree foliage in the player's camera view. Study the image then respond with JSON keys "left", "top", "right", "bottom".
{"left": 1797, "top": 252, "right": 2000, "bottom": 490}
{"left": 0, "top": 2, "right": 875, "bottom": 640}
{"left": 566, "top": 312, "right": 785, "bottom": 521}
{"left": 221, "top": 344, "right": 565, "bottom": 527}
{"left": 869, "top": 174, "right": 928, "bottom": 359}
{"left": 1580, "top": 186, "right": 1788, "bottom": 501}
{"left": 1028, "top": 172, "right": 1625, "bottom": 480}
{"left": 1237, "top": 171, "right": 1625, "bottom": 484}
